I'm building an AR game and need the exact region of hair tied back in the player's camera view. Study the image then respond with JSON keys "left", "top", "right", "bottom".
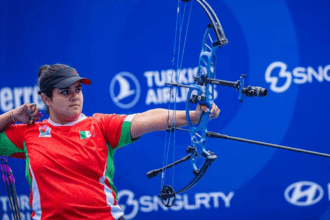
{"left": 38, "top": 65, "right": 50, "bottom": 78}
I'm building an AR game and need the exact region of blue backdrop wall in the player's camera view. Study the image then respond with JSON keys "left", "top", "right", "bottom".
{"left": 0, "top": 0, "right": 330, "bottom": 219}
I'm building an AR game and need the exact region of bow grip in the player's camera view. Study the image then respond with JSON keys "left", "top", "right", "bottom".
{"left": 186, "top": 86, "right": 207, "bottom": 128}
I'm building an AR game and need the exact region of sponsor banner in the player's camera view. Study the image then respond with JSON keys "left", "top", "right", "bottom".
{"left": 265, "top": 61, "right": 330, "bottom": 93}
{"left": 284, "top": 181, "right": 330, "bottom": 207}
{"left": 109, "top": 67, "right": 209, "bottom": 109}
{"left": 110, "top": 72, "right": 141, "bottom": 109}
{"left": 118, "top": 190, "right": 234, "bottom": 219}
{"left": 0, "top": 195, "right": 32, "bottom": 220}
{"left": 0, "top": 86, "right": 44, "bottom": 113}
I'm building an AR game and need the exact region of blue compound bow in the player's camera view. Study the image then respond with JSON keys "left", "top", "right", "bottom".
{"left": 147, "top": 0, "right": 330, "bottom": 208}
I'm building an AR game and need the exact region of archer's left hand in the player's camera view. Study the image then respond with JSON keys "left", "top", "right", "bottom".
{"left": 196, "top": 103, "right": 220, "bottom": 120}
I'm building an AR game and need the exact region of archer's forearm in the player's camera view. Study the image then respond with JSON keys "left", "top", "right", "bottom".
{"left": 0, "top": 110, "right": 15, "bottom": 133}
{"left": 130, "top": 108, "right": 198, "bottom": 139}
{"left": 166, "top": 109, "right": 199, "bottom": 128}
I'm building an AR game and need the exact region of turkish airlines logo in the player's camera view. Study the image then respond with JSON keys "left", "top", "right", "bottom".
{"left": 284, "top": 181, "right": 323, "bottom": 206}
{"left": 110, "top": 72, "right": 141, "bottom": 109}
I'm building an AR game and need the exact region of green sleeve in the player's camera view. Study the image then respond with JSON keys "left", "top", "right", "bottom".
{"left": 115, "top": 114, "right": 139, "bottom": 150}
{"left": 0, "top": 131, "right": 24, "bottom": 157}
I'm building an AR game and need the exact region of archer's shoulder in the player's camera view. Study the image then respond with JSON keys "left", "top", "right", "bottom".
{"left": 91, "top": 113, "right": 130, "bottom": 124}
{"left": 3, "top": 121, "right": 47, "bottom": 135}
{"left": 92, "top": 113, "right": 125, "bottom": 119}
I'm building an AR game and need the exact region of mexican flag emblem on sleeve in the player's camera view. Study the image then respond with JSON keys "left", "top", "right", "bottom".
{"left": 80, "top": 131, "right": 91, "bottom": 140}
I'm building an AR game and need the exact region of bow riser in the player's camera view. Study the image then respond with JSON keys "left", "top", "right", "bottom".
{"left": 184, "top": 24, "right": 221, "bottom": 174}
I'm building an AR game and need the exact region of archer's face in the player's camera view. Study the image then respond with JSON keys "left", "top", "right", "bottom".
{"left": 48, "top": 81, "right": 84, "bottom": 122}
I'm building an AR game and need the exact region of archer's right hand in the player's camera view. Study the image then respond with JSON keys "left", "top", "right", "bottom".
{"left": 12, "top": 103, "right": 42, "bottom": 125}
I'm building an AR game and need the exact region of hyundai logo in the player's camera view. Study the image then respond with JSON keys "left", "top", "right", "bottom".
{"left": 284, "top": 181, "right": 323, "bottom": 206}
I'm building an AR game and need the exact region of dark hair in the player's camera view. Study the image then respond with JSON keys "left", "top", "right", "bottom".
{"left": 37, "top": 64, "right": 69, "bottom": 114}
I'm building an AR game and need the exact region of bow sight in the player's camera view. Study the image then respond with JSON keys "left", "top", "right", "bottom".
{"left": 167, "top": 74, "right": 268, "bottom": 103}
{"left": 147, "top": 0, "right": 330, "bottom": 208}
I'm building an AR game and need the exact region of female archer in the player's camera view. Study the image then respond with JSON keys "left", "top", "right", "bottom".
{"left": 0, "top": 64, "right": 220, "bottom": 220}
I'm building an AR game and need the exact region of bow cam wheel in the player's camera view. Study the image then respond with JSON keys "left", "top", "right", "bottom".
{"left": 158, "top": 185, "right": 176, "bottom": 207}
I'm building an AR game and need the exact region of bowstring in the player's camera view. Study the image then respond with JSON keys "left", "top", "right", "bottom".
{"left": 172, "top": 0, "right": 193, "bottom": 190}
{"left": 161, "top": 0, "right": 182, "bottom": 190}
{"left": 169, "top": 0, "right": 187, "bottom": 193}
{"left": 161, "top": 0, "right": 193, "bottom": 192}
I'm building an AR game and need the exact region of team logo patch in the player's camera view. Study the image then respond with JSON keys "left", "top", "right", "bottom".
{"left": 39, "top": 126, "right": 51, "bottom": 138}
{"left": 80, "top": 131, "right": 91, "bottom": 140}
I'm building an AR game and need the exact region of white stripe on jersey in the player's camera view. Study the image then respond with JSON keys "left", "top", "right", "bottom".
{"left": 124, "top": 114, "right": 136, "bottom": 122}
{"left": 30, "top": 164, "right": 42, "bottom": 220}
{"left": 99, "top": 162, "right": 124, "bottom": 220}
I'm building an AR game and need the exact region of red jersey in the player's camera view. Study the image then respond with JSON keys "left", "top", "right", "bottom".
{"left": 0, "top": 113, "right": 136, "bottom": 220}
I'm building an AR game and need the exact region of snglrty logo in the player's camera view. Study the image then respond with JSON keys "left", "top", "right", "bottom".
{"left": 265, "top": 61, "right": 330, "bottom": 93}
{"left": 265, "top": 61, "right": 292, "bottom": 93}
{"left": 284, "top": 181, "right": 323, "bottom": 206}
{"left": 110, "top": 72, "right": 141, "bottom": 109}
